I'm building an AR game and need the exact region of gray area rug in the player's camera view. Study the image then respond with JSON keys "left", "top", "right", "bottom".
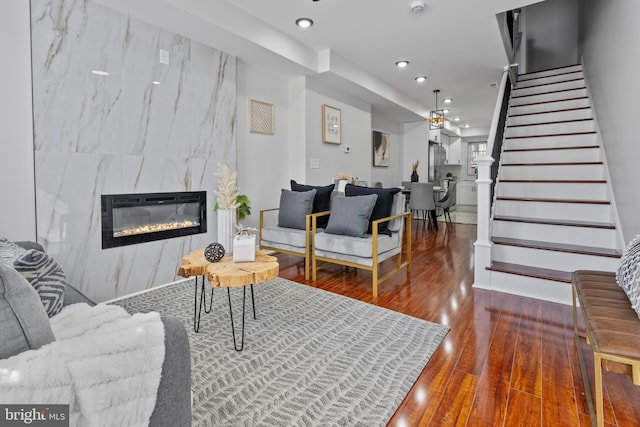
{"left": 113, "top": 278, "right": 448, "bottom": 426}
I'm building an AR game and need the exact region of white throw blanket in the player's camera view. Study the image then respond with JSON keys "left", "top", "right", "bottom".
{"left": 0, "top": 303, "right": 165, "bottom": 427}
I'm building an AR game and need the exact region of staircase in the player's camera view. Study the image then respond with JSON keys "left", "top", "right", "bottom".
{"left": 486, "top": 64, "right": 622, "bottom": 305}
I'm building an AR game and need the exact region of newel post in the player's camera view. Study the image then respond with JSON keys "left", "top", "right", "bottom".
{"left": 473, "top": 154, "right": 494, "bottom": 289}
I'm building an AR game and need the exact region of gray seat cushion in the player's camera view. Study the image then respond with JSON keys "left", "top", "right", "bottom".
{"left": 262, "top": 225, "right": 308, "bottom": 250}
{"left": 315, "top": 231, "right": 399, "bottom": 258}
{"left": 0, "top": 262, "right": 56, "bottom": 359}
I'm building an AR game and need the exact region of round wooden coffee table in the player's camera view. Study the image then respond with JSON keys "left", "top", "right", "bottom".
{"left": 178, "top": 249, "right": 279, "bottom": 351}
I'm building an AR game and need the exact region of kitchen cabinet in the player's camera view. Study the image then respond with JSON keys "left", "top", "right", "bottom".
{"left": 444, "top": 137, "right": 462, "bottom": 165}
{"left": 457, "top": 181, "right": 477, "bottom": 205}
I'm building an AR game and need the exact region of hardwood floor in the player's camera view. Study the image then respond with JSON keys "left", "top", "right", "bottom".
{"left": 275, "top": 221, "right": 640, "bottom": 426}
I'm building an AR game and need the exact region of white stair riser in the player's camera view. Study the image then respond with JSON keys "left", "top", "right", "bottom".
{"left": 504, "top": 133, "right": 597, "bottom": 150}
{"left": 497, "top": 182, "right": 608, "bottom": 200}
{"left": 492, "top": 245, "right": 620, "bottom": 272}
{"left": 508, "top": 108, "right": 592, "bottom": 126}
{"left": 509, "top": 98, "right": 590, "bottom": 116}
{"left": 511, "top": 88, "right": 588, "bottom": 107}
{"left": 499, "top": 164, "right": 604, "bottom": 180}
{"left": 487, "top": 271, "right": 572, "bottom": 306}
{"left": 518, "top": 65, "right": 583, "bottom": 81}
{"left": 492, "top": 221, "right": 616, "bottom": 248}
{"left": 502, "top": 148, "right": 601, "bottom": 163}
{"left": 505, "top": 120, "right": 595, "bottom": 137}
{"left": 516, "top": 71, "right": 584, "bottom": 89}
{"left": 512, "top": 79, "right": 585, "bottom": 97}
{"left": 493, "top": 200, "right": 611, "bottom": 222}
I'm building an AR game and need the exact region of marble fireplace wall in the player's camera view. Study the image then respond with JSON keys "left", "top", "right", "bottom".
{"left": 31, "top": 0, "right": 236, "bottom": 302}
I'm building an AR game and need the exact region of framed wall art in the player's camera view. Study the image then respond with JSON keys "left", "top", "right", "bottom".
{"left": 372, "top": 130, "right": 390, "bottom": 167}
{"left": 322, "top": 104, "right": 341, "bottom": 144}
{"left": 249, "top": 99, "right": 274, "bottom": 135}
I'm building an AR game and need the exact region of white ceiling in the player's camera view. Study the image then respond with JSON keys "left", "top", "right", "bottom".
{"left": 98, "top": 0, "right": 539, "bottom": 128}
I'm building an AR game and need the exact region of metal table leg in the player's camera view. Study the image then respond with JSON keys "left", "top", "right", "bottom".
{"left": 227, "top": 284, "right": 257, "bottom": 352}
{"left": 193, "top": 275, "right": 213, "bottom": 333}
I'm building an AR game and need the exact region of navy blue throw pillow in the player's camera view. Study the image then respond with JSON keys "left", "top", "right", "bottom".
{"left": 344, "top": 184, "right": 400, "bottom": 236}
{"left": 291, "top": 180, "right": 335, "bottom": 228}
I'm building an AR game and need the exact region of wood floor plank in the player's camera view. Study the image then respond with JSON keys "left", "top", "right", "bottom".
{"left": 511, "top": 299, "right": 543, "bottom": 397}
{"left": 503, "top": 389, "right": 541, "bottom": 427}
{"left": 541, "top": 303, "right": 582, "bottom": 426}
{"left": 429, "top": 369, "right": 478, "bottom": 426}
{"left": 466, "top": 296, "right": 523, "bottom": 426}
{"left": 272, "top": 221, "right": 637, "bottom": 426}
{"left": 604, "top": 372, "right": 640, "bottom": 426}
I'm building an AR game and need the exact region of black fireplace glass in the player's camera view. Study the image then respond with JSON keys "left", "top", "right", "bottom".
{"left": 101, "top": 191, "right": 206, "bottom": 249}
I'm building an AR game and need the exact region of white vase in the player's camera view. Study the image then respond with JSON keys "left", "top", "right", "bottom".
{"left": 217, "top": 208, "right": 236, "bottom": 254}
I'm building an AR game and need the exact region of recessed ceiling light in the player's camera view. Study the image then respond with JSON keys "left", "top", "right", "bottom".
{"left": 453, "top": 117, "right": 461, "bottom": 121}
{"left": 410, "top": 1, "right": 426, "bottom": 13}
{"left": 414, "top": 76, "right": 427, "bottom": 82}
{"left": 395, "top": 60, "right": 410, "bottom": 68}
{"left": 91, "top": 70, "right": 109, "bottom": 76}
{"left": 152, "top": 81, "right": 160, "bottom": 85}
{"left": 295, "top": 18, "right": 314, "bottom": 28}
{"left": 442, "top": 109, "right": 450, "bottom": 114}
{"left": 443, "top": 98, "right": 453, "bottom": 104}
{"left": 464, "top": 124, "right": 470, "bottom": 128}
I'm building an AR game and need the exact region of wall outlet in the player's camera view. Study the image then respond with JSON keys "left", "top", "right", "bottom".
{"left": 310, "top": 158, "right": 320, "bottom": 169}
{"left": 344, "top": 145, "right": 351, "bottom": 153}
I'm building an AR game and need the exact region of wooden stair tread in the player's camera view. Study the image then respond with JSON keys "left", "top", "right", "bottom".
{"left": 510, "top": 96, "right": 588, "bottom": 108}
{"left": 493, "top": 215, "right": 615, "bottom": 229}
{"left": 509, "top": 106, "right": 590, "bottom": 118}
{"left": 492, "top": 237, "right": 621, "bottom": 258}
{"left": 513, "top": 77, "right": 584, "bottom": 91}
{"left": 507, "top": 118, "right": 593, "bottom": 128}
{"left": 499, "top": 179, "right": 606, "bottom": 183}
{"left": 503, "top": 145, "right": 598, "bottom": 153}
{"left": 496, "top": 196, "right": 610, "bottom": 205}
{"left": 505, "top": 131, "right": 596, "bottom": 139}
{"left": 502, "top": 161, "right": 602, "bottom": 166}
{"left": 518, "top": 66, "right": 582, "bottom": 80}
{"left": 487, "top": 261, "right": 572, "bottom": 283}
{"left": 512, "top": 87, "right": 586, "bottom": 99}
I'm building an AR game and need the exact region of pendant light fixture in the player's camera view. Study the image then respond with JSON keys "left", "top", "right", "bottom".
{"left": 430, "top": 89, "right": 445, "bottom": 130}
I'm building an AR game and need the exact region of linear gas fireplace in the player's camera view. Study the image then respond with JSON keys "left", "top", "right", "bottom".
{"left": 101, "top": 191, "right": 207, "bottom": 249}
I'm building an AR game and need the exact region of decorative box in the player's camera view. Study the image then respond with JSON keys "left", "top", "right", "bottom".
{"left": 232, "top": 234, "right": 256, "bottom": 262}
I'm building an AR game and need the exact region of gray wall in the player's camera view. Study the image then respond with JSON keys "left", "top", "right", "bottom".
{"left": 579, "top": 0, "right": 640, "bottom": 243}
{"left": 523, "top": 0, "right": 579, "bottom": 73}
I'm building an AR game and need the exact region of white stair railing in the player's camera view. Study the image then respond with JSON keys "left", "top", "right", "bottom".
{"left": 473, "top": 69, "right": 511, "bottom": 289}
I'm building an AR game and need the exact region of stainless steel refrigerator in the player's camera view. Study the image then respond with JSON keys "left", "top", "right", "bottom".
{"left": 428, "top": 141, "right": 446, "bottom": 185}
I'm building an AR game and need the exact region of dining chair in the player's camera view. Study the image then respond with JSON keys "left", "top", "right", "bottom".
{"left": 435, "top": 181, "right": 457, "bottom": 224}
{"left": 408, "top": 182, "right": 437, "bottom": 230}
{"left": 400, "top": 181, "right": 412, "bottom": 210}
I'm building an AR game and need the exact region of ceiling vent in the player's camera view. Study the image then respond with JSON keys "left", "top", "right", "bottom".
{"left": 410, "top": 1, "right": 425, "bottom": 13}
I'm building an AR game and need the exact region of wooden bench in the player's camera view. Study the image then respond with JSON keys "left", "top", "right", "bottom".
{"left": 572, "top": 270, "right": 640, "bottom": 427}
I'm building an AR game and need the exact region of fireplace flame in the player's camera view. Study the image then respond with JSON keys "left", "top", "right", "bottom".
{"left": 114, "top": 220, "right": 199, "bottom": 238}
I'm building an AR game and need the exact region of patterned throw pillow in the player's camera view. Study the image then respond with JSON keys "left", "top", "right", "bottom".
{"left": 0, "top": 238, "right": 27, "bottom": 264}
{"left": 12, "top": 249, "right": 67, "bottom": 317}
{"left": 616, "top": 235, "right": 640, "bottom": 318}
